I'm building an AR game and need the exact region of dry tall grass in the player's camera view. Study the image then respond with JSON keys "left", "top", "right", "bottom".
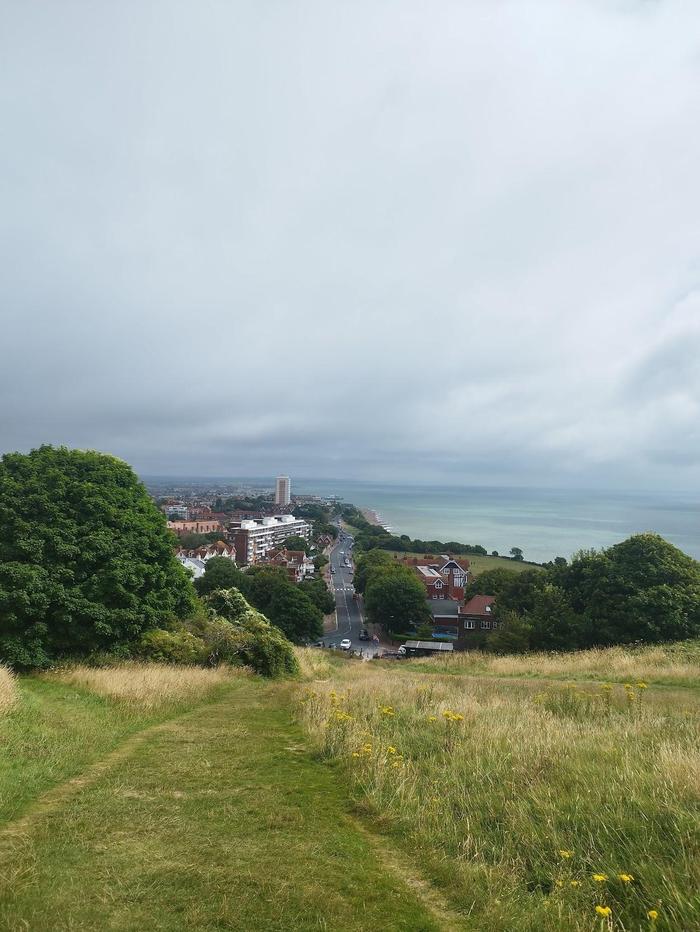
{"left": 415, "top": 641, "right": 700, "bottom": 684}
{"left": 295, "top": 647, "right": 700, "bottom": 931}
{"left": 57, "top": 662, "right": 234, "bottom": 709}
{"left": 0, "top": 664, "right": 18, "bottom": 714}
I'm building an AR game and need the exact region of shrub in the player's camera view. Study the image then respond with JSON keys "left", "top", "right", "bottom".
{"left": 139, "top": 628, "right": 207, "bottom": 665}
{"left": 201, "top": 588, "right": 300, "bottom": 677}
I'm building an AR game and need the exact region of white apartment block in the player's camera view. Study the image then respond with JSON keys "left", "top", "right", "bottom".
{"left": 230, "top": 513, "right": 310, "bottom": 564}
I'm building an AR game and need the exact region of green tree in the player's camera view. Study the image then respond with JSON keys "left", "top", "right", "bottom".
{"left": 486, "top": 611, "right": 532, "bottom": 654}
{"left": 0, "top": 445, "right": 195, "bottom": 668}
{"left": 510, "top": 547, "right": 524, "bottom": 561}
{"left": 365, "top": 566, "right": 432, "bottom": 633}
{"left": 300, "top": 577, "right": 335, "bottom": 615}
{"left": 268, "top": 585, "right": 323, "bottom": 642}
{"left": 353, "top": 549, "right": 393, "bottom": 594}
{"left": 194, "top": 557, "right": 245, "bottom": 596}
{"left": 465, "top": 567, "right": 521, "bottom": 600}
{"left": 283, "top": 535, "right": 310, "bottom": 555}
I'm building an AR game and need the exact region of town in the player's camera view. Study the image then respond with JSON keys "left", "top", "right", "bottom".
{"left": 154, "top": 474, "right": 504, "bottom": 658}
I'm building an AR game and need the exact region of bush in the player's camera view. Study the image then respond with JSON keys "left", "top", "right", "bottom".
{"left": 139, "top": 628, "right": 207, "bottom": 665}
{"left": 200, "top": 588, "right": 300, "bottom": 677}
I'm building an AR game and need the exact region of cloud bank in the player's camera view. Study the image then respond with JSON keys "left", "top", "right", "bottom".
{"left": 1, "top": 0, "right": 699, "bottom": 486}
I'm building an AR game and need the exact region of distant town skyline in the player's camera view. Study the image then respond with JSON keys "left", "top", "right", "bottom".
{"left": 2, "top": 2, "right": 699, "bottom": 491}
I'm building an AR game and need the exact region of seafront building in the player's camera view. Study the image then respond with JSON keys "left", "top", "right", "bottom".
{"left": 230, "top": 514, "right": 310, "bottom": 564}
{"left": 275, "top": 476, "right": 291, "bottom": 506}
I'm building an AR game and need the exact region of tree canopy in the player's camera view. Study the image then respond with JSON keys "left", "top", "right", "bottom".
{"left": 491, "top": 533, "right": 700, "bottom": 651}
{"left": 364, "top": 564, "right": 432, "bottom": 634}
{"left": 0, "top": 445, "right": 195, "bottom": 668}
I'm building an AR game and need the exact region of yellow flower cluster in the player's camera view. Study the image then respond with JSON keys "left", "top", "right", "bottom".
{"left": 592, "top": 874, "right": 608, "bottom": 883}
{"left": 442, "top": 710, "right": 464, "bottom": 722}
{"left": 558, "top": 849, "right": 573, "bottom": 859}
{"left": 647, "top": 909, "right": 658, "bottom": 921}
{"left": 617, "top": 873, "right": 634, "bottom": 883}
{"left": 332, "top": 709, "right": 352, "bottom": 722}
{"left": 595, "top": 905, "right": 612, "bottom": 917}
{"left": 380, "top": 706, "right": 395, "bottom": 716}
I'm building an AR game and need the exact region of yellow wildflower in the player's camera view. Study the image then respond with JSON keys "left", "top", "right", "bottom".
{"left": 351, "top": 752, "right": 360, "bottom": 758}
{"left": 592, "top": 874, "right": 608, "bottom": 883}
{"left": 558, "top": 850, "right": 573, "bottom": 859}
{"left": 595, "top": 906, "right": 612, "bottom": 918}
{"left": 570, "top": 880, "right": 581, "bottom": 888}
{"left": 647, "top": 910, "right": 658, "bottom": 921}
{"left": 387, "top": 746, "right": 397, "bottom": 754}
{"left": 391, "top": 760, "right": 402, "bottom": 768}
{"left": 381, "top": 706, "right": 395, "bottom": 716}
{"left": 617, "top": 873, "right": 634, "bottom": 883}
{"left": 428, "top": 715, "right": 437, "bottom": 722}
{"left": 555, "top": 880, "right": 563, "bottom": 888}
{"left": 636, "top": 682, "right": 648, "bottom": 689}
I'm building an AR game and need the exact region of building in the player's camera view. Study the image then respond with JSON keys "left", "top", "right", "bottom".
{"left": 167, "top": 519, "right": 224, "bottom": 537}
{"left": 264, "top": 548, "right": 314, "bottom": 583}
{"left": 177, "top": 540, "right": 237, "bottom": 563}
{"left": 403, "top": 557, "right": 470, "bottom": 601}
{"left": 457, "top": 595, "right": 498, "bottom": 647}
{"left": 427, "top": 599, "right": 461, "bottom": 637}
{"left": 177, "top": 556, "right": 207, "bottom": 579}
{"left": 229, "top": 514, "right": 311, "bottom": 565}
{"left": 275, "top": 476, "right": 291, "bottom": 506}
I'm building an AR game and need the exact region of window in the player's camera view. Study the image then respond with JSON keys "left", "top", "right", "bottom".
{"left": 464, "top": 620, "right": 475, "bottom": 630}
{"left": 485, "top": 605, "right": 492, "bottom": 613}
{"left": 491, "top": 621, "right": 499, "bottom": 629}
{"left": 481, "top": 620, "right": 491, "bottom": 630}
{"left": 434, "top": 580, "right": 443, "bottom": 589}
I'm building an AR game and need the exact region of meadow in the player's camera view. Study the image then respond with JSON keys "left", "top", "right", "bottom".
{"left": 381, "top": 550, "right": 541, "bottom": 576}
{"left": 295, "top": 643, "right": 700, "bottom": 931}
{"left": 1, "top": 649, "right": 698, "bottom": 930}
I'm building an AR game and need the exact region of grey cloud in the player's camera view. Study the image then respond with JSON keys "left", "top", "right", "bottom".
{"left": 1, "top": 0, "right": 700, "bottom": 486}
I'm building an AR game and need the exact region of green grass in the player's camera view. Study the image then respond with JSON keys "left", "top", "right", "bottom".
{"left": 0, "top": 672, "right": 445, "bottom": 931}
{"left": 296, "top": 645, "right": 700, "bottom": 931}
{"left": 381, "top": 550, "right": 541, "bottom": 576}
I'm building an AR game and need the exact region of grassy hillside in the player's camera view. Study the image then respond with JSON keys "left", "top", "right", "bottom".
{"left": 0, "top": 664, "right": 447, "bottom": 931}
{"left": 295, "top": 643, "right": 700, "bottom": 931}
{"left": 380, "top": 550, "right": 541, "bottom": 576}
{"left": 1, "top": 647, "right": 697, "bottom": 930}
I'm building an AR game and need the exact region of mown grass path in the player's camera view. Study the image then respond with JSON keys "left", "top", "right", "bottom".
{"left": 0, "top": 677, "right": 453, "bottom": 931}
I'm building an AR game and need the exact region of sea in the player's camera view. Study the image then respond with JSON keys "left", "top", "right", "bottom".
{"left": 289, "top": 480, "right": 700, "bottom": 564}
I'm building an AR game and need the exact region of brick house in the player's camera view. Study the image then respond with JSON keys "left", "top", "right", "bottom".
{"left": 457, "top": 595, "right": 498, "bottom": 647}
{"left": 406, "top": 557, "right": 470, "bottom": 601}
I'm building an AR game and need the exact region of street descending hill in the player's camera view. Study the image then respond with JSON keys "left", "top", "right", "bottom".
{"left": 0, "top": 645, "right": 698, "bottom": 931}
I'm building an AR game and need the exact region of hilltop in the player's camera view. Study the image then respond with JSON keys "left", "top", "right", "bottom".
{"left": 1, "top": 641, "right": 698, "bottom": 930}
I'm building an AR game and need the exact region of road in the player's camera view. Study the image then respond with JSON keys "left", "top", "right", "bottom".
{"left": 321, "top": 530, "right": 381, "bottom": 657}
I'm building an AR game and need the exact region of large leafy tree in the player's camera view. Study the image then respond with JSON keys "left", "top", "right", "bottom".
{"left": 0, "top": 445, "right": 195, "bottom": 667}
{"left": 365, "top": 565, "right": 432, "bottom": 633}
{"left": 194, "top": 557, "right": 246, "bottom": 596}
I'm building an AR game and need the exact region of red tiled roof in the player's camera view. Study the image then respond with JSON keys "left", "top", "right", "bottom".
{"left": 460, "top": 595, "right": 496, "bottom": 616}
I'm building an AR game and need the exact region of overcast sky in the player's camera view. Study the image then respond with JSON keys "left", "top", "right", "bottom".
{"left": 2, "top": 0, "right": 699, "bottom": 488}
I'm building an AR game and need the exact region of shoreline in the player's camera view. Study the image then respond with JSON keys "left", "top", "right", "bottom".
{"left": 360, "top": 507, "right": 393, "bottom": 532}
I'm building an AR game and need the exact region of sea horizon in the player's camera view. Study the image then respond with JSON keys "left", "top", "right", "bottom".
{"left": 143, "top": 475, "right": 700, "bottom": 564}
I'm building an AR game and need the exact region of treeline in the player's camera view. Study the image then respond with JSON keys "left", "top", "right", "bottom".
{"left": 340, "top": 504, "right": 489, "bottom": 556}
{"left": 468, "top": 534, "right": 700, "bottom": 653}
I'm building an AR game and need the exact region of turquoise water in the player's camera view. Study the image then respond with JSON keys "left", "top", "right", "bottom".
{"left": 292, "top": 480, "right": 700, "bottom": 563}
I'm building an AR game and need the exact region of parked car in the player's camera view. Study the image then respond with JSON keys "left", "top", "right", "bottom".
{"left": 359, "top": 628, "right": 370, "bottom": 641}
{"left": 340, "top": 638, "right": 352, "bottom": 650}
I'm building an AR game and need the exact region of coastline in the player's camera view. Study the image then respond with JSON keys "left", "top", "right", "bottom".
{"left": 361, "top": 507, "right": 393, "bottom": 531}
